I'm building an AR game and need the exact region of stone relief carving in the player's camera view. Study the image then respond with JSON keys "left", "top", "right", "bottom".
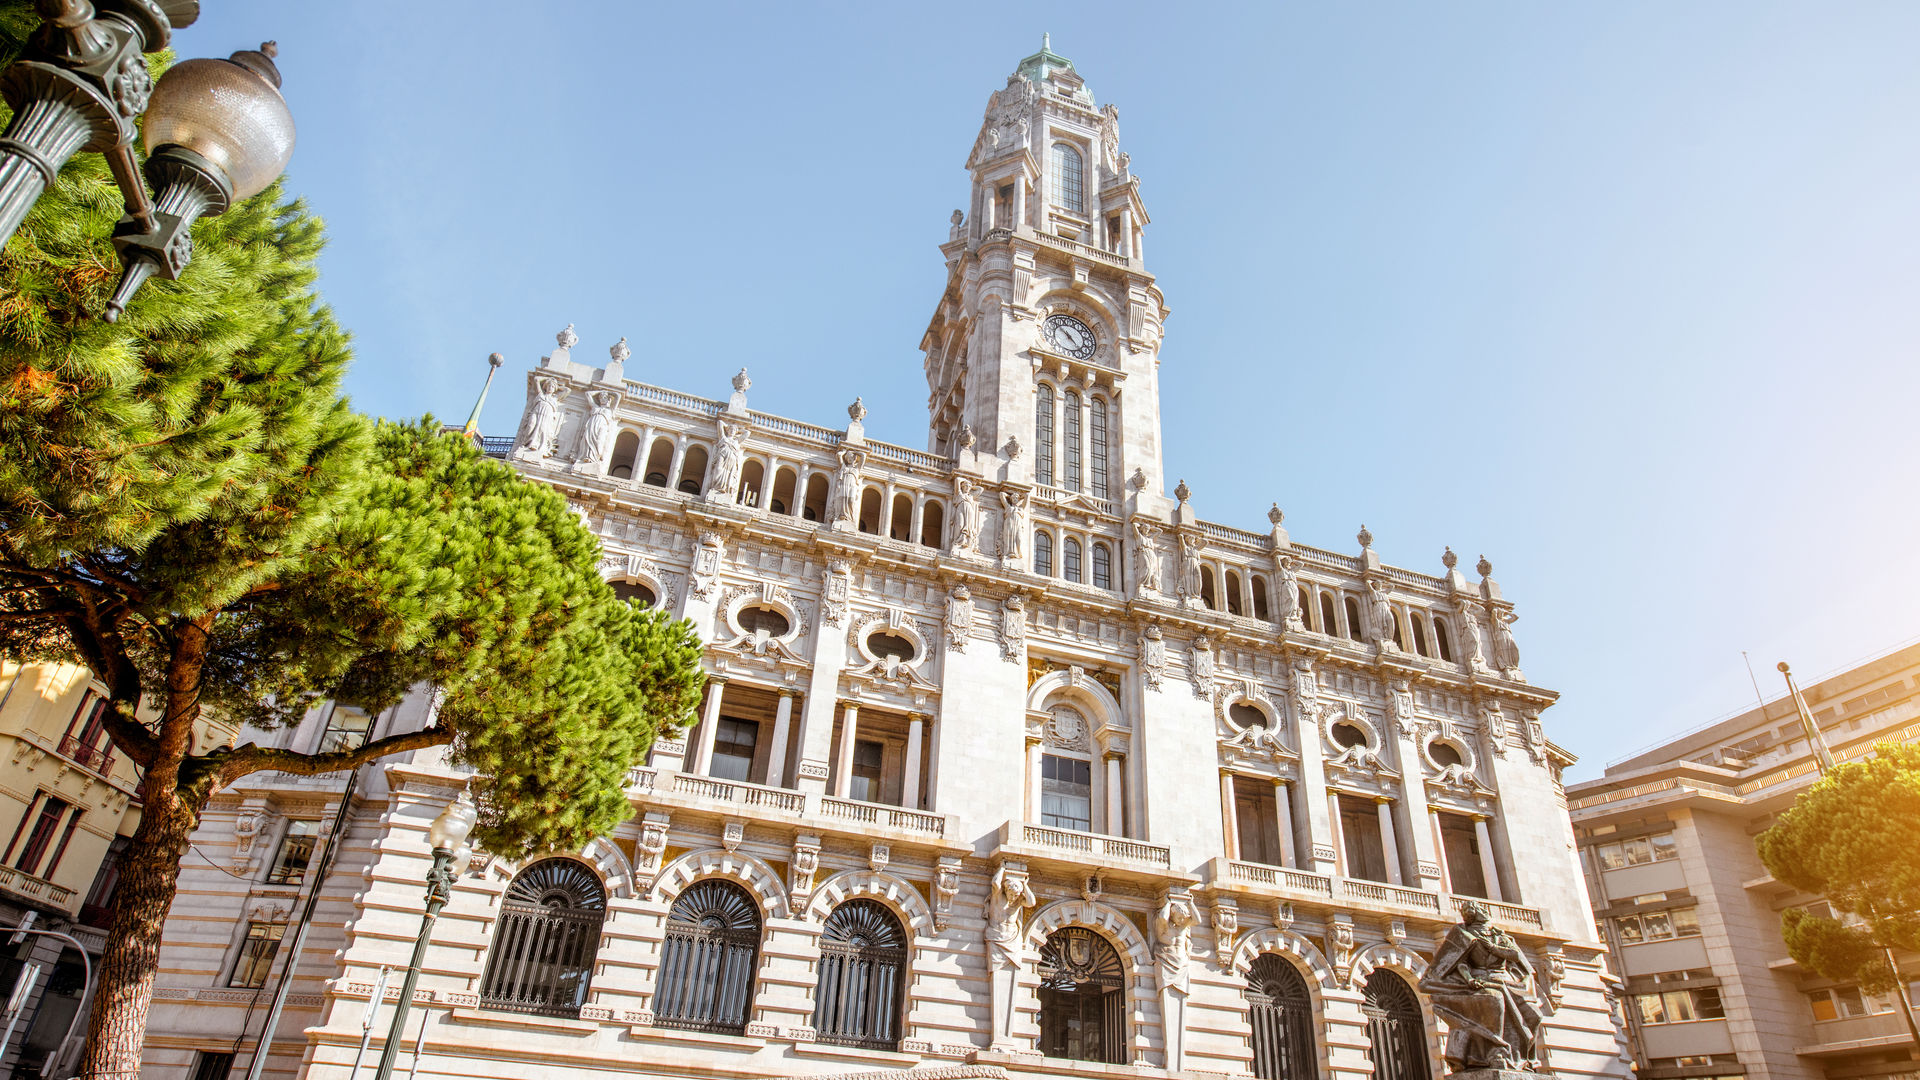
{"left": 1132, "top": 521, "right": 1163, "bottom": 595}
{"left": 720, "top": 820, "right": 743, "bottom": 852}
{"left": 932, "top": 855, "right": 962, "bottom": 931}
{"left": 1153, "top": 890, "right": 1199, "bottom": 995}
{"left": 788, "top": 834, "right": 821, "bottom": 911}
{"left": 952, "top": 477, "right": 983, "bottom": 556}
{"left": 1188, "top": 635, "right": 1215, "bottom": 699}
{"left": 1541, "top": 946, "right": 1567, "bottom": 1014}
{"left": 984, "top": 863, "right": 1035, "bottom": 971}
{"left": 231, "top": 810, "right": 263, "bottom": 872}
{"left": 868, "top": 842, "right": 890, "bottom": 873}
{"left": 1383, "top": 680, "right": 1414, "bottom": 741}
{"left": 512, "top": 375, "right": 564, "bottom": 461}
{"left": 635, "top": 813, "right": 669, "bottom": 894}
{"left": 1330, "top": 915, "right": 1356, "bottom": 984}
{"left": 1481, "top": 701, "right": 1509, "bottom": 757}
{"left": 1210, "top": 898, "right": 1238, "bottom": 968}
{"left": 945, "top": 586, "right": 973, "bottom": 652}
{"left": 821, "top": 560, "right": 851, "bottom": 627}
{"left": 974, "top": 72, "right": 1037, "bottom": 164}
{"left": 688, "top": 532, "right": 725, "bottom": 600}
{"left": 1043, "top": 705, "right": 1092, "bottom": 753}
{"left": 827, "top": 449, "right": 864, "bottom": 532}
{"left": 1522, "top": 709, "right": 1547, "bottom": 764}
{"left": 998, "top": 490, "right": 1027, "bottom": 564}
{"left": 1138, "top": 625, "right": 1166, "bottom": 691}
{"left": 1492, "top": 607, "right": 1524, "bottom": 679}
{"left": 999, "top": 595, "right": 1026, "bottom": 662}
{"left": 1289, "top": 659, "right": 1319, "bottom": 729}
{"left": 707, "top": 420, "right": 749, "bottom": 502}
{"left": 569, "top": 389, "right": 621, "bottom": 471}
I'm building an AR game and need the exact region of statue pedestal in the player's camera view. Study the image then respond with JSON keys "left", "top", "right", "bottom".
{"left": 1451, "top": 1071, "right": 1555, "bottom": 1080}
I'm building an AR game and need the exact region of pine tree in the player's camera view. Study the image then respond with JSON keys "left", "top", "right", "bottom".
{"left": 0, "top": 29, "right": 706, "bottom": 1075}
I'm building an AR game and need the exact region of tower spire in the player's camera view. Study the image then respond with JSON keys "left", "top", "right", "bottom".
{"left": 462, "top": 352, "right": 506, "bottom": 438}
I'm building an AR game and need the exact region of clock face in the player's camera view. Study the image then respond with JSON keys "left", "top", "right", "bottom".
{"left": 1043, "top": 314, "right": 1097, "bottom": 360}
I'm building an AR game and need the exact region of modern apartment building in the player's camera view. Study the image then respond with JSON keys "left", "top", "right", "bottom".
{"left": 1568, "top": 641, "right": 1920, "bottom": 1080}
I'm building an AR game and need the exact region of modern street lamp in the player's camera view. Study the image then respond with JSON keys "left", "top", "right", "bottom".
{"left": 371, "top": 787, "right": 478, "bottom": 1080}
{"left": 0, "top": 1, "right": 296, "bottom": 321}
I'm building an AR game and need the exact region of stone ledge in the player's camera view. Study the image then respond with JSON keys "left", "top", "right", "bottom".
{"left": 447, "top": 1006, "right": 599, "bottom": 1034}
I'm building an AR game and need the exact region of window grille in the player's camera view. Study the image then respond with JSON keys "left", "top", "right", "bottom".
{"left": 1362, "top": 970, "right": 1430, "bottom": 1080}
{"left": 654, "top": 879, "right": 761, "bottom": 1034}
{"left": 1038, "top": 927, "right": 1126, "bottom": 1063}
{"left": 1248, "top": 954, "right": 1315, "bottom": 1080}
{"left": 1089, "top": 398, "right": 1109, "bottom": 498}
{"left": 1063, "top": 390, "right": 1083, "bottom": 492}
{"left": 1092, "top": 544, "right": 1113, "bottom": 590}
{"left": 1035, "top": 532, "right": 1054, "bottom": 577}
{"left": 1050, "top": 143, "right": 1085, "bottom": 215}
{"left": 1036, "top": 384, "right": 1055, "bottom": 485}
{"left": 479, "top": 860, "right": 608, "bottom": 1017}
{"left": 1063, "top": 537, "right": 1083, "bottom": 583}
{"left": 814, "top": 900, "right": 907, "bottom": 1049}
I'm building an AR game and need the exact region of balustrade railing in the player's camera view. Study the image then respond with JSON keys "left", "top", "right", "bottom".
{"left": 668, "top": 773, "right": 806, "bottom": 814}
{"left": 819, "top": 797, "right": 946, "bottom": 836}
{"left": 1019, "top": 824, "right": 1171, "bottom": 868}
{"left": 625, "top": 382, "right": 723, "bottom": 417}
{"left": 1342, "top": 878, "right": 1442, "bottom": 914}
{"left": 1227, "top": 860, "right": 1336, "bottom": 897}
{"left": 1452, "top": 895, "right": 1546, "bottom": 931}
{"left": 56, "top": 734, "right": 113, "bottom": 776}
{"left": 0, "top": 864, "right": 75, "bottom": 908}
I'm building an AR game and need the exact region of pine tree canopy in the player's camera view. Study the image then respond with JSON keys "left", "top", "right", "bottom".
{"left": 1756, "top": 742, "right": 1920, "bottom": 992}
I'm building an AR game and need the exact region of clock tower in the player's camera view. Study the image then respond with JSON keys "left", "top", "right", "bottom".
{"left": 921, "top": 38, "right": 1170, "bottom": 507}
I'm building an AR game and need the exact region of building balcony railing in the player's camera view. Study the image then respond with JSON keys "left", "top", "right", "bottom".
{"left": 1209, "top": 858, "right": 1550, "bottom": 933}
{"left": 0, "top": 864, "right": 77, "bottom": 913}
{"left": 996, "top": 820, "right": 1174, "bottom": 873}
{"left": 55, "top": 734, "right": 114, "bottom": 776}
{"left": 625, "top": 767, "right": 957, "bottom": 845}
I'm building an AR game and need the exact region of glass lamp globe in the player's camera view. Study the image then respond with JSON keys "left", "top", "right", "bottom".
{"left": 427, "top": 790, "right": 479, "bottom": 853}
{"left": 142, "top": 42, "right": 295, "bottom": 201}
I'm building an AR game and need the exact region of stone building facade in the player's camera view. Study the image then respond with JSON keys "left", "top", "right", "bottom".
{"left": 140, "top": 43, "right": 1629, "bottom": 1080}
{"left": 1568, "top": 641, "right": 1920, "bottom": 1080}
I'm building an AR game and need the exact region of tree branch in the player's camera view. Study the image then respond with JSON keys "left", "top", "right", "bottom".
{"left": 214, "top": 723, "right": 455, "bottom": 788}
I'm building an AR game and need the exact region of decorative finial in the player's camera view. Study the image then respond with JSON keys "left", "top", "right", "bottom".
{"left": 1442, "top": 546, "right": 1458, "bottom": 570}
{"left": 556, "top": 323, "right": 578, "bottom": 349}
{"left": 848, "top": 397, "right": 867, "bottom": 423}
{"left": 959, "top": 423, "right": 976, "bottom": 449}
{"left": 732, "top": 367, "right": 751, "bottom": 392}
{"left": 1043, "top": 32, "right": 1050, "bottom": 51}
{"left": 1174, "top": 479, "right": 1191, "bottom": 504}
{"left": 1267, "top": 503, "right": 1284, "bottom": 526}
{"left": 1129, "top": 467, "right": 1148, "bottom": 492}
{"left": 487, "top": 351, "right": 504, "bottom": 369}
{"left": 1005, "top": 435, "right": 1023, "bottom": 460}
{"left": 951, "top": 208, "right": 964, "bottom": 225}
{"left": 1476, "top": 554, "right": 1493, "bottom": 578}
{"left": 1357, "top": 524, "right": 1373, "bottom": 549}
{"left": 609, "top": 337, "right": 630, "bottom": 363}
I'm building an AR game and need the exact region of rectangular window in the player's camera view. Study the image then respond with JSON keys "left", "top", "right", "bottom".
{"left": 265, "top": 821, "right": 319, "bottom": 885}
{"left": 14, "top": 796, "right": 70, "bottom": 877}
{"left": 849, "top": 740, "right": 884, "bottom": 803}
{"left": 1438, "top": 813, "right": 1489, "bottom": 898}
{"left": 317, "top": 705, "right": 373, "bottom": 754}
{"left": 1232, "top": 778, "right": 1282, "bottom": 866}
{"left": 710, "top": 717, "right": 759, "bottom": 783}
{"left": 228, "top": 921, "right": 285, "bottom": 989}
{"left": 1041, "top": 754, "right": 1092, "bottom": 831}
{"left": 1337, "top": 794, "right": 1390, "bottom": 883}
{"left": 1635, "top": 988, "right": 1725, "bottom": 1025}
{"left": 189, "top": 1052, "right": 237, "bottom": 1080}
{"left": 1594, "top": 832, "right": 1680, "bottom": 870}
{"left": 1615, "top": 906, "right": 1701, "bottom": 944}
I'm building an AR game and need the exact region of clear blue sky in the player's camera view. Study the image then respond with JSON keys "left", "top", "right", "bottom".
{"left": 177, "top": 3, "right": 1920, "bottom": 779}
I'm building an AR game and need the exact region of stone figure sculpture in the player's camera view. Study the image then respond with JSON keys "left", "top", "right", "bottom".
{"left": 1419, "top": 900, "right": 1546, "bottom": 1074}
{"left": 999, "top": 490, "right": 1027, "bottom": 562}
{"left": 1275, "top": 555, "right": 1305, "bottom": 630}
{"left": 984, "top": 864, "right": 1035, "bottom": 970}
{"left": 1492, "top": 608, "right": 1522, "bottom": 673}
{"left": 708, "top": 420, "right": 749, "bottom": 500}
{"left": 953, "top": 476, "right": 984, "bottom": 554}
{"left": 1177, "top": 533, "right": 1203, "bottom": 602}
{"left": 1152, "top": 893, "right": 1199, "bottom": 994}
{"left": 827, "top": 449, "right": 863, "bottom": 531}
{"left": 1139, "top": 625, "right": 1166, "bottom": 690}
{"left": 1367, "top": 578, "right": 1397, "bottom": 650}
{"left": 1457, "top": 605, "right": 1488, "bottom": 669}
{"left": 1133, "top": 521, "right": 1163, "bottom": 593}
{"left": 570, "top": 390, "right": 620, "bottom": 470}
{"left": 513, "top": 375, "right": 564, "bottom": 461}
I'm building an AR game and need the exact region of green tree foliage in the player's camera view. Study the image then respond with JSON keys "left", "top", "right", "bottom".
{"left": 1756, "top": 742, "right": 1920, "bottom": 993}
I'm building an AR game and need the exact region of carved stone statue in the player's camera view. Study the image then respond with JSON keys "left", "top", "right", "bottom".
{"left": 1275, "top": 555, "right": 1305, "bottom": 631}
{"left": 1177, "top": 533, "right": 1203, "bottom": 603}
{"left": 827, "top": 449, "right": 863, "bottom": 531}
{"left": 1367, "top": 578, "right": 1398, "bottom": 650}
{"left": 999, "top": 595, "right": 1026, "bottom": 661}
{"left": 569, "top": 389, "right": 621, "bottom": 470}
{"left": 1152, "top": 892, "right": 1199, "bottom": 994}
{"left": 708, "top": 420, "right": 749, "bottom": 501}
{"left": 1492, "top": 608, "right": 1522, "bottom": 674}
{"left": 949, "top": 208, "right": 965, "bottom": 242}
{"left": 999, "top": 490, "right": 1027, "bottom": 562}
{"left": 513, "top": 375, "right": 564, "bottom": 461}
{"left": 984, "top": 864, "right": 1035, "bottom": 970}
{"left": 1133, "top": 521, "right": 1163, "bottom": 593}
{"left": 1420, "top": 900, "right": 1546, "bottom": 1074}
{"left": 953, "top": 476, "right": 984, "bottom": 555}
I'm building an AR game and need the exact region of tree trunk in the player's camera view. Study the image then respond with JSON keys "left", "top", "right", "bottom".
{"left": 77, "top": 787, "right": 199, "bottom": 1079}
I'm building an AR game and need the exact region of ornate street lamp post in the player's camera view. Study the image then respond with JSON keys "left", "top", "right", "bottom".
{"left": 0, "top": 0, "right": 296, "bottom": 321}
{"left": 372, "top": 788, "right": 478, "bottom": 1080}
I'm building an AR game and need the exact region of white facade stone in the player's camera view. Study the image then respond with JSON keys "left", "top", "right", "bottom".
{"left": 140, "top": 42, "right": 1629, "bottom": 1080}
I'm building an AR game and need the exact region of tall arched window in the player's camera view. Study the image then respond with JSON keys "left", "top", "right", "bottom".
{"left": 1247, "top": 954, "right": 1316, "bottom": 1080}
{"left": 1318, "top": 593, "right": 1338, "bottom": 637}
{"left": 1091, "top": 543, "right": 1113, "bottom": 590}
{"left": 1088, "top": 397, "right": 1110, "bottom": 499}
{"left": 1433, "top": 617, "right": 1454, "bottom": 662}
{"left": 1410, "top": 612, "right": 1430, "bottom": 657}
{"left": 1038, "top": 927, "right": 1126, "bottom": 1063}
{"left": 1063, "top": 390, "right": 1083, "bottom": 492}
{"left": 814, "top": 900, "right": 907, "bottom": 1050}
{"left": 1063, "top": 537, "right": 1083, "bottom": 583}
{"left": 1362, "top": 969, "right": 1431, "bottom": 1080}
{"left": 479, "top": 860, "right": 607, "bottom": 1017}
{"left": 655, "top": 879, "right": 762, "bottom": 1034}
{"left": 1036, "top": 383, "right": 1056, "bottom": 486}
{"left": 1051, "top": 143, "right": 1085, "bottom": 215}
{"left": 1344, "top": 597, "right": 1364, "bottom": 642}
{"left": 1035, "top": 531, "right": 1054, "bottom": 577}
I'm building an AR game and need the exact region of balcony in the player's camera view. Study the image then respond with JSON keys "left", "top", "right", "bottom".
{"left": 0, "top": 864, "right": 77, "bottom": 914}
{"left": 1208, "top": 858, "right": 1551, "bottom": 933}
{"left": 994, "top": 820, "right": 1177, "bottom": 876}
{"left": 56, "top": 734, "right": 114, "bottom": 777}
{"left": 626, "top": 767, "right": 959, "bottom": 846}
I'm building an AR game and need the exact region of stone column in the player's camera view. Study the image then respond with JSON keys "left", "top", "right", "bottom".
{"left": 1273, "top": 779, "right": 1296, "bottom": 868}
{"left": 1474, "top": 814, "right": 1506, "bottom": 902}
{"left": 1120, "top": 206, "right": 1134, "bottom": 258}
{"left": 1375, "top": 797, "right": 1403, "bottom": 885}
{"left": 1105, "top": 754, "right": 1125, "bottom": 837}
{"left": 1429, "top": 809, "right": 1454, "bottom": 894}
{"left": 690, "top": 679, "right": 727, "bottom": 775}
{"left": 1026, "top": 735, "right": 1044, "bottom": 822}
{"left": 833, "top": 703, "right": 860, "bottom": 799}
{"left": 666, "top": 436, "right": 688, "bottom": 491}
{"left": 1327, "top": 792, "right": 1347, "bottom": 876}
{"left": 902, "top": 713, "right": 925, "bottom": 810}
{"left": 764, "top": 690, "right": 794, "bottom": 788}
{"left": 1219, "top": 771, "right": 1240, "bottom": 859}
{"left": 1012, "top": 180, "right": 1026, "bottom": 233}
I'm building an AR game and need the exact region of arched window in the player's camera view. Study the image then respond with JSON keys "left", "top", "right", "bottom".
{"left": 920, "top": 500, "right": 945, "bottom": 548}
{"left": 1038, "top": 927, "right": 1126, "bottom": 1063}
{"left": 1035, "top": 531, "right": 1054, "bottom": 577}
{"left": 858, "top": 488, "right": 882, "bottom": 534}
{"left": 1410, "top": 612, "right": 1430, "bottom": 657}
{"left": 803, "top": 473, "right": 829, "bottom": 521}
{"left": 1318, "top": 593, "right": 1338, "bottom": 637}
{"left": 1362, "top": 970, "right": 1430, "bottom": 1080}
{"left": 1063, "top": 537, "right": 1083, "bottom": 583}
{"left": 739, "top": 459, "right": 765, "bottom": 507}
{"left": 1433, "top": 617, "right": 1454, "bottom": 662}
{"left": 814, "top": 900, "right": 907, "bottom": 1050}
{"left": 611, "top": 580, "right": 656, "bottom": 608}
{"left": 1252, "top": 576, "right": 1271, "bottom": 621}
{"left": 1063, "top": 390, "right": 1083, "bottom": 492}
{"left": 1091, "top": 543, "right": 1113, "bottom": 590}
{"left": 1226, "top": 570, "right": 1246, "bottom": 616}
{"left": 1036, "top": 384, "right": 1056, "bottom": 485}
{"left": 770, "top": 466, "right": 797, "bottom": 515}
{"left": 607, "top": 431, "right": 640, "bottom": 480}
{"left": 479, "top": 860, "right": 607, "bottom": 1017}
{"left": 1344, "top": 597, "right": 1364, "bottom": 642}
{"left": 889, "top": 493, "right": 913, "bottom": 540}
{"left": 655, "top": 879, "right": 761, "bottom": 1035}
{"left": 1200, "top": 567, "right": 1218, "bottom": 610}
{"left": 1050, "top": 143, "right": 1085, "bottom": 216}
{"left": 677, "top": 444, "right": 709, "bottom": 494}
{"left": 1088, "top": 397, "right": 1110, "bottom": 499}
{"left": 642, "top": 438, "right": 673, "bottom": 487}
{"left": 1247, "top": 954, "right": 1316, "bottom": 1080}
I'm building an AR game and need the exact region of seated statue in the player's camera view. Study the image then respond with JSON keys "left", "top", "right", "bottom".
{"left": 1418, "top": 900, "right": 1545, "bottom": 1074}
